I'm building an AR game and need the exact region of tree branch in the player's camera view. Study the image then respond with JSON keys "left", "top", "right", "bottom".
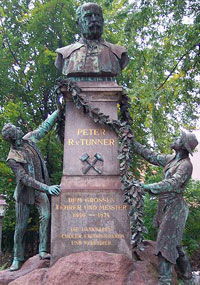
{"left": 157, "top": 43, "right": 199, "bottom": 90}
{"left": 0, "top": 17, "right": 31, "bottom": 91}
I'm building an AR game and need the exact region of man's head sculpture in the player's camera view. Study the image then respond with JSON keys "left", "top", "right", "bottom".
{"left": 76, "top": 3, "right": 104, "bottom": 40}
{"left": 2, "top": 123, "right": 24, "bottom": 143}
{"left": 180, "top": 130, "right": 198, "bottom": 155}
{"left": 170, "top": 130, "right": 198, "bottom": 156}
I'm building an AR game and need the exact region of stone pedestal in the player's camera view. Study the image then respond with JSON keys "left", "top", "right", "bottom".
{"left": 51, "top": 81, "right": 132, "bottom": 265}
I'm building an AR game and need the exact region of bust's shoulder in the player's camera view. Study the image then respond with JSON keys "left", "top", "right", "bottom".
{"left": 102, "top": 41, "right": 127, "bottom": 58}
{"left": 56, "top": 42, "right": 84, "bottom": 59}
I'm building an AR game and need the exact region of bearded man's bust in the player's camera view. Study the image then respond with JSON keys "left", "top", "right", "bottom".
{"left": 55, "top": 3, "right": 129, "bottom": 80}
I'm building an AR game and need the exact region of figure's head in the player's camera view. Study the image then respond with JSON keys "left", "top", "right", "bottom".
{"left": 76, "top": 3, "right": 104, "bottom": 40}
{"left": 2, "top": 123, "right": 24, "bottom": 146}
{"left": 170, "top": 130, "right": 198, "bottom": 155}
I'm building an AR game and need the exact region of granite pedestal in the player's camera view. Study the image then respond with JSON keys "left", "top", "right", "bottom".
{"left": 51, "top": 81, "right": 132, "bottom": 265}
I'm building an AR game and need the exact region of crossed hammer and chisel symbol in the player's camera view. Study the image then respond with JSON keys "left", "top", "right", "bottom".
{"left": 80, "top": 153, "right": 104, "bottom": 174}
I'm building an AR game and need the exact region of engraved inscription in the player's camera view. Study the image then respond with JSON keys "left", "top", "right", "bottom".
{"left": 55, "top": 192, "right": 128, "bottom": 247}
{"left": 67, "top": 128, "right": 115, "bottom": 146}
{"left": 77, "top": 129, "right": 106, "bottom": 136}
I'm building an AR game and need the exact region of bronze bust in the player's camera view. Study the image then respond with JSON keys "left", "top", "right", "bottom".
{"left": 55, "top": 3, "right": 129, "bottom": 80}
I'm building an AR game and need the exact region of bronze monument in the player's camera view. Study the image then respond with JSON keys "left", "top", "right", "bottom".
{"left": 51, "top": 2, "right": 132, "bottom": 264}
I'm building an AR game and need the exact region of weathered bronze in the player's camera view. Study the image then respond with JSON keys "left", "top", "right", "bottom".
{"left": 2, "top": 109, "right": 61, "bottom": 271}
{"left": 132, "top": 131, "right": 198, "bottom": 285}
{"left": 55, "top": 3, "right": 129, "bottom": 80}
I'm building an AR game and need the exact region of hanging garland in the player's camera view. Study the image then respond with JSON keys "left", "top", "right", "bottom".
{"left": 54, "top": 77, "right": 147, "bottom": 250}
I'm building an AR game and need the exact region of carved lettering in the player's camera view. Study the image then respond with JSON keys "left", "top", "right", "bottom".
{"left": 56, "top": 192, "right": 129, "bottom": 251}
{"left": 67, "top": 138, "right": 115, "bottom": 146}
{"left": 71, "top": 240, "right": 82, "bottom": 245}
{"left": 97, "top": 212, "right": 110, "bottom": 218}
{"left": 83, "top": 240, "right": 112, "bottom": 246}
{"left": 68, "top": 139, "right": 74, "bottom": 145}
{"left": 61, "top": 233, "right": 82, "bottom": 239}
{"left": 56, "top": 204, "right": 82, "bottom": 211}
{"left": 70, "top": 227, "right": 79, "bottom": 232}
{"left": 68, "top": 198, "right": 83, "bottom": 203}
{"left": 84, "top": 205, "right": 98, "bottom": 210}
{"left": 81, "top": 227, "right": 111, "bottom": 232}
{"left": 77, "top": 128, "right": 106, "bottom": 136}
{"left": 98, "top": 205, "right": 127, "bottom": 211}
{"left": 72, "top": 213, "right": 86, "bottom": 218}
{"left": 83, "top": 233, "right": 125, "bottom": 239}
{"left": 84, "top": 197, "right": 115, "bottom": 203}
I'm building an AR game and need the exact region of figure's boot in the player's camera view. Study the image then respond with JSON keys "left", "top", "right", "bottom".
{"left": 9, "top": 258, "right": 23, "bottom": 271}
{"left": 39, "top": 251, "right": 51, "bottom": 260}
{"left": 158, "top": 253, "right": 173, "bottom": 285}
{"left": 176, "top": 246, "right": 195, "bottom": 285}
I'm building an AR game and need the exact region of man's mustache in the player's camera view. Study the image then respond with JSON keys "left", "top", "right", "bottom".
{"left": 88, "top": 22, "right": 101, "bottom": 28}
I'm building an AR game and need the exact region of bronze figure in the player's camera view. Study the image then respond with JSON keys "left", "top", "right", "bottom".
{"left": 55, "top": 3, "right": 129, "bottom": 80}
{"left": 132, "top": 131, "right": 198, "bottom": 285}
{"left": 2, "top": 109, "right": 61, "bottom": 271}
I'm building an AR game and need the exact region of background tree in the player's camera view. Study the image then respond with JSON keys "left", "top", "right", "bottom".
{"left": 0, "top": 0, "right": 199, "bottom": 262}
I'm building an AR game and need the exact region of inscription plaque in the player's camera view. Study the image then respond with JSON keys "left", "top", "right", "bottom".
{"left": 51, "top": 188, "right": 131, "bottom": 264}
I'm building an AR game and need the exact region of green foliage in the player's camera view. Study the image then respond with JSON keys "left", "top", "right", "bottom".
{"left": 143, "top": 194, "right": 158, "bottom": 241}
{"left": 123, "top": 0, "right": 200, "bottom": 150}
{"left": 183, "top": 180, "right": 200, "bottom": 254}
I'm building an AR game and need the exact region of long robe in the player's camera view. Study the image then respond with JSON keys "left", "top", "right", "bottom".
{"left": 133, "top": 141, "right": 192, "bottom": 264}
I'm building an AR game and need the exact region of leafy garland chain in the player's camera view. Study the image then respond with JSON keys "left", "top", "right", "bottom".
{"left": 55, "top": 77, "right": 146, "bottom": 249}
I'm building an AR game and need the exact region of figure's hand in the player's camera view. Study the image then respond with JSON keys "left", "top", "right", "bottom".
{"left": 132, "top": 181, "right": 149, "bottom": 193}
{"left": 140, "top": 183, "right": 149, "bottom": 192}
{"left": 47, "top": 185, "right": 61, "bottom": 196}
{"left": 144, "top": 185, "right": 150, "bottom": 192}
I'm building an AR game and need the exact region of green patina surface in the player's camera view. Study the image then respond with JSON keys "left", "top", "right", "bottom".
{"left": 55, "top": 3, "right": 129, "bottom": 80}
{"left": 2, "top": 110, "right": 61, "bottom": 271}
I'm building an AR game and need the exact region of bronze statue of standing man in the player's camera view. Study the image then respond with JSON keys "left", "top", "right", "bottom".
{"left": 2, "top": 108, "right": 61, "bottom": 271}
{"left": 132, "top": 131, "right": 198, "bottom": 285}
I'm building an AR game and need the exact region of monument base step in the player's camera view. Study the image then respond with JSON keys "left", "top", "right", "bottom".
{"left": 1, "top": 242, "right": 179, "bottom": 285}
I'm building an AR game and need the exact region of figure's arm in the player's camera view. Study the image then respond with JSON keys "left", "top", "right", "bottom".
{"left": 132, "top": 139, "right": 171, "bottom": 167}
{"left": 23, "top": 109, "right": 60, "bottom": 143}
{"left": 143, "top": 160, "right": 192, "bottom": 195}
{"left": 8, "top": 159, "right": 60, "bottom": 195}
